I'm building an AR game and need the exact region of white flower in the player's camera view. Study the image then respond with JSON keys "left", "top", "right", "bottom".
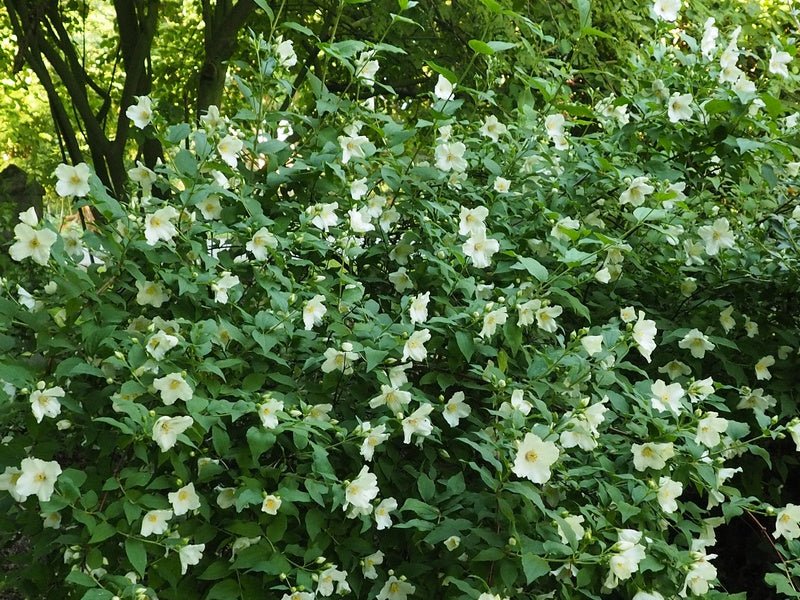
{"left": 435, "top": 141, "right": 467, "bottom": 172}
{"left": 678, "top": 329, "right": 715, "bottom": 359}
{"left": 444, "top": 535, "right": 461, "bottom": 550}
{"left": 619, "top": 177, "right": 655, "bottom": 207}
{"left": 774, "top": 504, "right": 800, "bottom": 540}
{"left": 344, "top": 466, "right": 379, "bottom": 511}
{"left": 369, "top": 385, "right": 412, "bottom": 414}
{"left": 211, "top": 272, "right": 240, "bottom": 304}
{"left": 788, "top": 421, "right": 800, "bottom": 452}
{"left": 462, "top": 230, "right": 500, "bottom": 268}
{"left": 719, "top": 306, "right": 735, "bottom": 333}
{"left": 152, "top": 415, "right": 193, "bottom": 451}
{"left": 217, "top": 135, "right": 243, "bottom": 168}
{"left": 754, "top": 355, "right": 775, "bottom": 380}
{"left": 348, "top": 208, "right": 375, "bottom": 233}
{"left": 126, "top": 96, "right": 153, "bottom": 129}
{"left": 200, "top": 105, "right": 225, "bottom": 130}
{"left": 282, "top": 593, "right": 314, "bottom": 600}
{"left": 321, "top": 346, "right": 359, "bottom": 374}
{"left": 307, "top": 202, "right": 339, "bottom": 231}
{"left": 634, "top": 592, "right": 665, "bottom": 600}
{"left": 650, "top": 379, "right": 685, "bottom": 416}
{"left": 198, "top": 195, "right": 222, "bottom": 220}
{"left": 362, "top": 550, "right": 384, "bottom": 579}
{"left": 408, "top": 291, "right": 430, "bottom": 324}
{"left": 375, "top": 497, "right": 397, "bottom": 530}
{"left": 480, "top": 307, "right": 508, "bottom": 339}
{"left": 15, "top": 458, "right": 62, "bottom": 502}
{"left": 9, "top": 221, "right": 57, "bottom": 266}
{"left": 144, "top": 206, "right": 179, "bottom": 245}
{"left": 668, "top": 92, "right": 693, "bottom": 123}
{"left": 302, "top": 295, "right": 327, "bottom": 330}
{"left": 769, "top": 48, "right": 792, "bottom": 78}
{"left": 544, "top": 114, "right": 569, "bottom": 149}
{"left": 443, "top": 391, "right": 471, "bottom": 427}
{"left": 631, "top": 442, "right": 674, "bottom": 471}
{"left": 434, "top": 74, "right": 455, "bottom": 99}
{"left": 349, "top": 177, "right": 368, "bottom": 200}
{"left": 216, "top": 487, "right": 236, "bottom": 509}
{"left": 339, "top": 134, "right": 369, "bottom": 164}
{"left": 687, "top": 377, "right": 714, "bottom": 403}
{"left": 247, "top": 227, "right": 279, "bottom": 261}
{"left": 479, "top": 115, "right": 508, "bottom": 142}
{"left": 42, "top": 511, "right": 61, "bottom": 529}
{"left": 389, "top": 267, "right": 413, "bottom": 293}
{"left": 493, "top": 177, "right": 511, "bottom": 193}
{"left": 169, "top": 482, "right": 201, "bottom": 515}
{"left": 737, "top": 387, "right": 776, "bottom": 412}
{"left": 744, "top": 318, "right": 759, "bottom": 338}
{"left": 0, "top": 467, "right": 25, "bottom": 502}
{"left": 146, "top": 330, "right": 179, "bottom": 361}
{"left": 657, "top": 476, "right": 683, "bottom": 513}
{"left": 360, "top": 423, "right": 390, "bottom": 461}
{"left": 402, "top": 403, "right": 435, "bottom": 444}
{"left": 536, "top": 304, "right": 562, "bottom": 333}
{"left": 258, "top": 397, "right": 284, "bottom": 429}
{"left": 141, "top": 509, "right": 173, "bottom": 536}
{"left": 459, "top": 205, "right": 489, "bottom": 237}
{"left": 681, "top": 552, "right": 718, "bottom": 596}
{"left": 29, "top": 385, "right": 65, "bottom": 423}
{"left": 557, "top": 514, "right": 586, "bottom": 544}
{"left": 658, "top": 360, "right": 690, "bottom": 380}
{"left": 512, "top": 433, "right": 559, "bottom": 484}
{"left": 136, "top": 280, "right": 169, "bottom": 307}
{"left": 606, "top": 529, "right": 647, "bottom": 589}
{"left": 695, "top": 412, "right": 728, "bottom": 447}
{"left": 377, "top": 576, "right": 415, "bottom": 600}
{"left": 355, "top": 51, "right": 379, "bottom": 86}
{"left": 318, "top": 565, "right": 350, "bottom": 596}
{"left": 701, "top": 18, "right": 719, "bottom": 59}
{"left": 178, "top": 543, "right": 205, "bottom": 575}
{"left": 551, "top": 216, "right": 580, "bottom": 241}
{"left": 262, "top": 494, "right": 282, "bottom": 515}
{"left": 153, "top": 373, "right": 192, "bottom": 405}
{"left": 402, "top": 329, "right": 431, "bottom": 362}
{"left": 620, "top": 306, "right": 637, "bottom": 323}
{"left": 698, "top": 217, "right": 735, "bottom": 255}
{"left": 55, "top": 163, "right": 91, "bottom": 197}
{"left": 652, "top": 0, "right": 680, "bottom": 21}
{"left": 275, "top": 37, "right": 297, "bottom": 68}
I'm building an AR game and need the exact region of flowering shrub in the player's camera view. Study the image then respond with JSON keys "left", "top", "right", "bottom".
{"left": 1, "top": 2, "right": 800, "bottom": 599}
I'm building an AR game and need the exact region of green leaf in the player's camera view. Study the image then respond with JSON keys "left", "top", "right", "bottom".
{"left": 575, "top": 0, "right": 591, "bottom": 31}
{"left": 514, "top": 257, "right": 549, "bottom": 282}
{"left": 522, "top": 554, "right": 550, "bottom": 583}
{"left": 251, "top": 0, "right": 274, "bottom": 20}
{"left": 478, "top": 0, "right": 503, "bottom": 12}
{"left": 455, "top": 331, "right": 475, "bottom": 361}
{"left": 417, "top": 474, "right": 435, "bottom": 501}
{"left": 468, "top": 40, "right": 495, "bottom": 55}
{"left": 89, "top": 521, "right": 116, "bottom": 544}
{"left": 246, "top": 427, "right": 276, "bottom": 460}
{"left": 424, "top": 61, "right": 458, "bottom": 84}
{"left": 487, "top": 41, "right": 516, "bottom": 52}
{"left": 125, "top": 539, "right": 147, "bottom": 577}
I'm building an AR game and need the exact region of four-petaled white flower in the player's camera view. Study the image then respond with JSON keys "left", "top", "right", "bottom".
{"left": 152, "top": 415, "right": 194, "bottom": 451}
{"left": 650, "top": 379, "right": 685, "bottom": 416}
{"left": 633, "top": 311, "right": 658, "bottom": 362}
{"left": 369, "top": 385, "right": 412, "bottom": 415}
{"left": 303, "top": 295, "right": 327, "bottom": 330}
{"left": 605, "top": 529, "right": 647, "bottom": 589}
{"left": 435, "top": 141, "right": 467, "bottom": 172}
{"left": 536, "top": 304, "right": 563, "bottom": 333}
{"left": 668, "top": 92, "right": 693, "bottom": 123}
{"left": 318, "top": 565, "right": 350, "bottom": 597}
{"left": 339, "top": 134, "right": 370, "bottom": 164}
{"left": 211, "top": 272, "right": 240, "bottom": 304}
{"left": 402, "top": 329, "right": 431, "bottom": 362}
{"left": 15, "top": 457, "right": 62, "bottom": 502}
{"left": 262, "top": 493, "right": 282, "bottom": 515}
{"left": 153, "top": 372, "right": 193, "bottom": 405}
{"left": 169, "top": 482, "right": 201, "bottom": 515}
{"left": 126, "top": 96, "right": 153, "bottom": 129}
{"left": 360, "top": 423, "right": 390, "bottom": 461}
{"left": 377, "top": 576, "right": 415, "bottom": 600}
{"left": 136, "top": 280, "right": 169, "bottom": 307}
{"left": 701, "top": 18, "right": 719, "bottom": 59}
{"left": 217, "top": 134, "right": 244, "bottom": 168}
{"left": 344, "top": 465, "right": 379, "bottom": 511}
{"left": 493, "top": 176, "right": 511, "bottom": 193}
{"left": 30, "top": 385, "right": 65, "bottom": 423}
{"left": 275, "top": 37, "right": 297, "bottom": 68}
{"left": 698, "top": 217, "right": 735, "bottom": 256}
{"left": 774, "top": 504, "right": 800, "bottom": 540}
{"left": 306, "top": 202, "right": 340, "bottom": 231}
{"left": 678, "top": 328, "right": 715, "bottom": 359}
{"left": 362, "top": 550, "right": 384, "bottom": 579}
{"left": 512, "top": 433, "right": 560, "bottom": 484}
{"left": 459, "top": 205, "right": 489, "bottom": 237}
{"left": 258, "top": 397, "right": 284, "bottom": 429}
{"left": 480, "top": 307, "right": 508, "bottom": 338}
{"left": 619, "top": 176, "right": 655, "bottom": 207}
{"left": 402, "top": 403, "right": 435, "bottom": 444}
{"left": 10, "top": 216, "right": 58, "bottom": 266}
{"left": 141, "top": 509, "right": 173, "bottom": 536}
{"left": 246, "top": 226, "right": 278, "bottom": 261}
{"left": 769, "top": 48, "right": 792, "bottom": 78}
{"left": 374, "top": 497, "right": 398, "bottom": 530}
{"left": 178, "top": 543, "right": 205, "bottom": 574}
{"left": 55, "top": 163, "right": 92, "bottom": 197}
{"left": 544, "top": 114, "right": 569, "bottom": 150}
{"left": 581, "top": 335, "right": 604, "bottom": 356}
{"left": 657, "top": 476, "right": 683, "bottom": 513}
{"left": 695, "top": 412, "right": 728, "bottom": 447}
{"left": 479, "top": 115, "right": 508, "bottom": 143}
{"left": 321, "top": 345, "right": 360, "bottom": 374}
{"left": 434, "top": 74, "right": 455, "bottom": 100}
{"left": 652, "top": 0, "right": 681, "bottom": 21}
{"left": 144, "top": 206, "right": 179, "bottom": 245}
{"left": 355, "top": 51, "right": 380, "bottom": 86}
{"left": 146, "top": 330, "right": 179, "bottom": 361}
{"left": 632, "top": 441, "right": 674, "bottom": 471}
{"left": 754, "top": 355, "right": 775, "bottom": 380}
{"left": 408, "top": 291, "right": 430, "bottom": 324}
{"left": 462, "top": 230, "right": 500, "bottom": 268}
{"left": 443, "top": 391, "right": 471, "bottom": 427}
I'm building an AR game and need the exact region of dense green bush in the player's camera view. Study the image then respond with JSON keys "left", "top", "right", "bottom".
{"left": 1, "top": 1, "right": 799, "bottom": 599}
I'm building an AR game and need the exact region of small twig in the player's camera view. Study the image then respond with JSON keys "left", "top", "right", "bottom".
{"left": 745, "top": 509, "right": 799, "bottom": 594}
